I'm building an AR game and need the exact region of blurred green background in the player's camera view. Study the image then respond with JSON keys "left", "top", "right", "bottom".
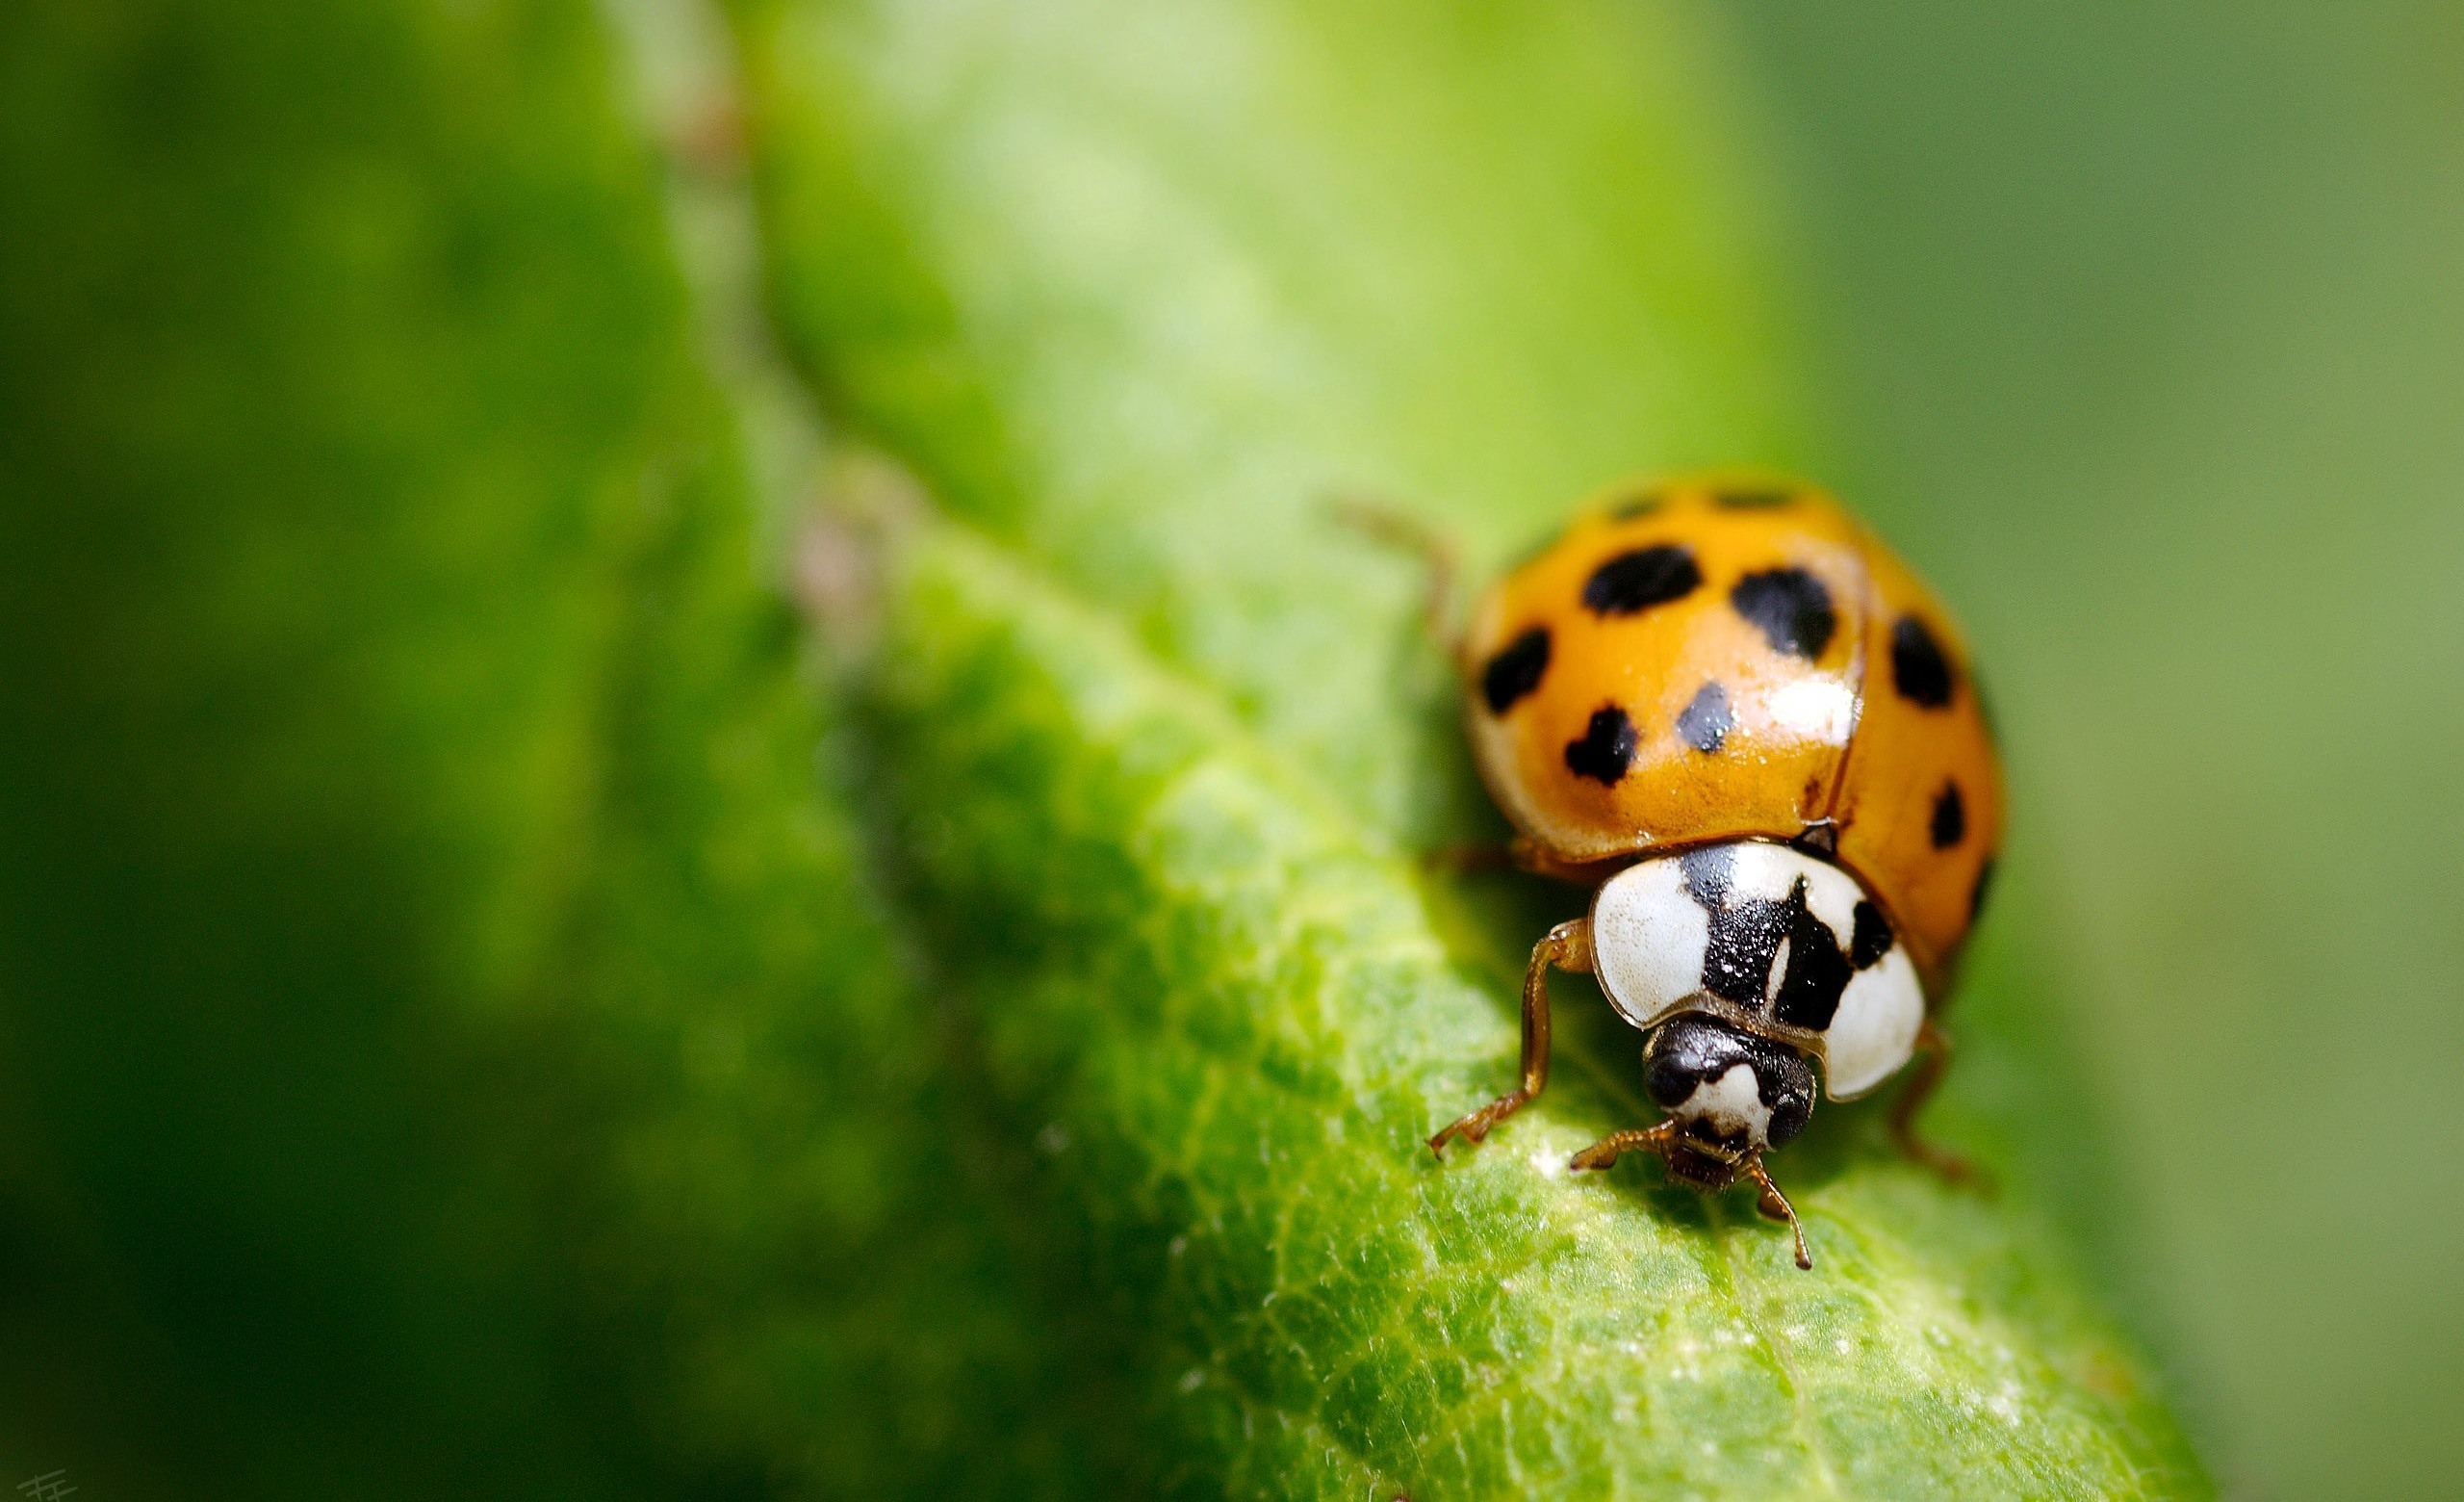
{"left": 2, "top": 0, "right": 2458, "bottom": 1497}
{"left": 1713, "top": 3, "right": 2464, "bottom": 1496}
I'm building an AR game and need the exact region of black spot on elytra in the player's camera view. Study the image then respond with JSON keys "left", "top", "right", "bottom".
{"left": 1713, "top": 485, "right": 1796, "bottom": 510}
{"left": 1480, "top": 627, "right": 1551, "bottom": 714}
{"left": 1676, "top": 856, "right": 1861, "bottom": 1032}
{"left": 1730, "top": 567, "right": 1836, "bottom": 660}
{"left": 1930, "top": 781, "right": 1966, "bottom": 849}
{"left": 1970, "top": 856, "right": 1998, "bottom": 924}
{"left": 1609, "top": 493, "right": 1666, "bottom": 520}
{"left": 1583, "top": 545, "right": 1701, "bottom": 616}
{"left": 1850, "top": 901, "right": 1894, "bottom": 970}
{"left": 1676, "top": 682, "right": 1733, "bottom": 753}
{"left": 1643, "top": 1015, "right": 1814, "bottom": 1149}
{"left": 1564, "top": 705, "right": 1638, "bottom": 785}
{"left": 1891, "top": 615, "right": 1957, "bottom": 708}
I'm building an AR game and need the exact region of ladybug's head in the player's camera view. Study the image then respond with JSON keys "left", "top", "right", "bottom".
{"left": 1642, "top": 1014, "right": 1815, "bottom": 1174}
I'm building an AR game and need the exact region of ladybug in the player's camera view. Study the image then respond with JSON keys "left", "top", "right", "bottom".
{"left": 1383, "top": 475, "right": 2002, "bottom": 1269}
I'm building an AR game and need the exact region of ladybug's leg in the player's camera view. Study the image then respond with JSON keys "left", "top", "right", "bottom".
{"left": 1422, "top": 842, "right": 1519, "bottom": 875}
{"left": 1428, "top": 918, "right": 1591, "bottom": 1156}
{"left": 1567, "top": 1118, "right": 1677, "bottom": 1173}
{"left": 1326, "top": 494, "right": 1460, "bottom": 658}
{"left": 1507, "top": 837, "right": 1619, "bottom": 884}
{"left": 1423, "top": 837, "right": 1607, "bottom": 883}
{"left": 1889, "top": 1020, "right": 1988, "bottom": 1190}
{"left": 1743, "top": 1155, "right": 1815, "bottom": 1270}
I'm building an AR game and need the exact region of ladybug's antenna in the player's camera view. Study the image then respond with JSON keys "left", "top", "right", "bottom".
{"left": 1744, "top": 1156, "right": 1813, "bottom": 1270}
{"left": 1323, "top": 492, "right": 1460, "bottom": 655}
{"left": 1571, "top": 1119, "right": 1815, "bottom": 1271}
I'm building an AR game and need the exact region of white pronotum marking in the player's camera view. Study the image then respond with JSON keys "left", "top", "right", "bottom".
{"left": 1587, "top": 856, "right": 1709, "bottom": 1031}
{"left": 1589, "top": 840, "right": 1927, "bottom": 1099}
{"left": 1820, "top": 945, "right": 1924, "bottom": 1098}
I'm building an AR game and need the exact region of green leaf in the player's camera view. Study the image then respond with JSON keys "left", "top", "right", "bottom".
{"left": 0, "top": 1, "right": 705, "bottom": 1489}
{"left": 847, "top": 519, "right": 2198, "bottom": 1498}
{"left": 0, "top": 0, "right": 2216, "bottom": 1494}
{"left": 536, "top": 454, "right": 1126, "bottom": 1500}
{"left": 725, "top": 0, "right": 2214, "bottom": 1494}
{"left": 728, "top": 0, "right": 1809, "bottom": 833}
{"left": 0, "top": 2, "right": 1099, "bottom": 1495}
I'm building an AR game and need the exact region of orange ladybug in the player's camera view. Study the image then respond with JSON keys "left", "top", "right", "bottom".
{"left": 1407, "top": 475, "right": 2001, "bottom": 1269}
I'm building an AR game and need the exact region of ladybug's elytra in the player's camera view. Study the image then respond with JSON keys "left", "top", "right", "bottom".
{"left": 1370, "top": 475, "right": 2002, "bottom": 1270}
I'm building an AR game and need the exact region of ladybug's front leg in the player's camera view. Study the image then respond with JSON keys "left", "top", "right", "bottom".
{"left": 1429, "top": 919, "right": 1592, "bottom": 1156}
{"left": 1566, "top": 1118, "right": 1677, "bottom": 1173}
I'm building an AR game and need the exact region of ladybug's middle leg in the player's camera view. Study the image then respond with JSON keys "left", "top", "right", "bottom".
{"left": 1423, "top": 836, "right": 1615, "bottom": 884}
{"left": 1889, "top": 1019, "right": 1989, "bottom": 1191}
{"left": 1428, "top": 919, "right": 1591, "bottom": 1156}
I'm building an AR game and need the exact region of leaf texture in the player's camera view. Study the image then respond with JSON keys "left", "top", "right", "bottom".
{"left": 0, "top": 0, "right": 2213, "bottom": 1495}
{"left": 849, "top": 520, "right": 2201, "bottom": 1498}
{"left": 724, "top": 0, "right": 2215, "bottom": 1493}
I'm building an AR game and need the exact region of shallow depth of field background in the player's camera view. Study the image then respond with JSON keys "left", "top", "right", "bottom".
{"left": 2, "top": 3, "right": 2459, "bottom": 1498}
{"left": 1713, "top": 4, "right": 2464, "bottom": 1496}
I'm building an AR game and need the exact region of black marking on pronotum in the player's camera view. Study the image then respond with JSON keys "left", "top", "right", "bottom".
{"left": 1642, "top": 1015, "right": 1814, "bottom": 1149}
{"left": 1712, "top": 485, "right": 1796, "bottom": 510}
{"left": 1850, "top": 900, "right": 1894, "bottom": 970}
{"left": 1678, "top": 843, "right": 1735, "bottom": 908}
{"left": 1769, "top": 884, "right": 1855, "bottom": 1031}
{"left": 1564, "top": 705, "right": 1639, "bottom": 785}
{"left": 1675, "top": 681, "right": 1733, "bottom": 753}
{"left": 1609, "top": 492, "right": 1667, "bottom": 520}
{"left": 1695, "top": 882, "right": 1789, "bottom": 1008}
{"left": 1678, "top": 859, "right": 1860, "bottom": 1032}
{"left": 1481, "top": 627, "right": 1551, "bottom": 714}
{"left": 1930, "top": 780, "right": 1966, "bottom": 849}
{"left": 1583, "top": 545, "right": 1701, "bottom": 616}
{"left": 1730, "top": 567, "right": 1836, "bottom": 660}
{"left": 1969, "top": 855, "right": 1998, "bottom": 924}
{"left": 1891, "top": 615, "right": 1957, "bottom": 708}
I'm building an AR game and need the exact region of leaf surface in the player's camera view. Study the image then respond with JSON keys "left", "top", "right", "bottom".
{"left": 725, "top": 0, "right": 2214, "bottom": 1494}
{"left": 0, "top": 0, "right": 2215, "bottom": 1494}
{"left": 0, "top": 3, "right": 1075, "bottom": 1493}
